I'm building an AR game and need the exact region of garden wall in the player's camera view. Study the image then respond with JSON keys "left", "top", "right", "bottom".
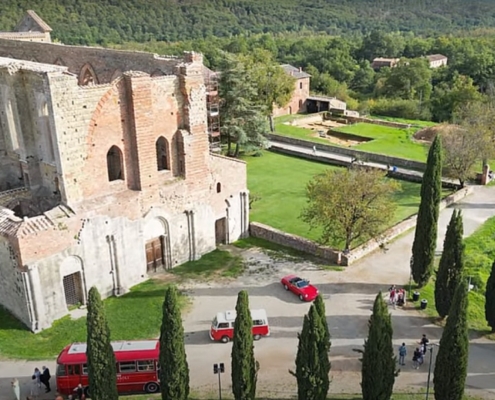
{"left": 249, "top": 222, "right": 345, "bottom": 265}
{"left": 268, "top": 133, "right": 426, "bottom": 171}
{"left": 345, "top": 115, "right": 415, "bottom": 129}
{"left": 249, "top": 187, "right": 474, "bottom": 267}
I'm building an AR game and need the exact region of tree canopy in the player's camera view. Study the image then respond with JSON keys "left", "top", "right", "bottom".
{"left": 300, "top": 168, "right": 400, "bottom": 251}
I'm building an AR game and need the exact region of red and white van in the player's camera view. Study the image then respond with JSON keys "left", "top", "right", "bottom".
{"left": 209, "top": 309, "right": 270, "bottom": 343}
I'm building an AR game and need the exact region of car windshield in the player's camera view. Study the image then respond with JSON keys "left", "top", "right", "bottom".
{"left": 296, "top": 280, "right": 309, "bottom": 288}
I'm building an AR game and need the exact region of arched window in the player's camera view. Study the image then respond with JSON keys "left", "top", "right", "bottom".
{"left": 106, "top": 146, "right": 124, "bottom": 181}
{"left": 79, "top": 63, "right": 98, "bottom": 86}
{"left": 216, "top": 183, "right": 221, "bottom": 193}
{"left": 172, "top": 131, "right": 185, "bottom": 177}
{"left": 156, "top": 137, "right": 170, "bottom": 171}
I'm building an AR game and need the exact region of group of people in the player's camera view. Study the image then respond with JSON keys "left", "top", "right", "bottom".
{"left": 388, "top": 285, "right": 406, "bottom": 308}
{"left": 398, "top": 334, "right": 431, "bottom": 369}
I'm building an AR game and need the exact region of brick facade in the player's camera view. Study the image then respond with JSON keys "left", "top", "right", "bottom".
{"left": 0, "top": 31, "right": 249, "bottom": 331}
{"left": 272, "top": 65, "right": 310, "bottom": 117}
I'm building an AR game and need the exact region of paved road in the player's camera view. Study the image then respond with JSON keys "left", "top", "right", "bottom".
{"left": 1, "top": 186, "right": 495, "bottom": 399}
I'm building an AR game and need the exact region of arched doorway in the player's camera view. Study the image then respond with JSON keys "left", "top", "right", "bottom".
{"left": 143, "top": 217, "right": 171, "bottom": 272}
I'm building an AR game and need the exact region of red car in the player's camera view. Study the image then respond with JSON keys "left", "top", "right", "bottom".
{"left": 281, "top": 275, "right": 319, "bottom": 301}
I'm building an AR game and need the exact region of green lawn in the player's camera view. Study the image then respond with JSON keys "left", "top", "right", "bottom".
{"left": 333, "top": 123, "right": 428, "bottom": 161}
{"left": 0, "top": 279, "right": 186, "bottom": 360}
{"left": 247, "top": 151, "right": 437, "bottom": 249}
{"left": 274, "top": 117, "right": 428, "bottom": 162}
{"left": 415, "top": 214, "right": 495, "bottom": 336}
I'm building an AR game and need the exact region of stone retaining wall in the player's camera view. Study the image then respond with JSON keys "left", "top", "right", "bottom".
{"left": 249, "top": 186, "right": 474, "bottom": 266}
{"left": 269, "top": 133, "right": 426, "bottom": 171}
{"left": 249, "top": 222, "right": 345, "bottom": 265}
{"left": 345, "top": 115, "right": 415, "bottom": 129}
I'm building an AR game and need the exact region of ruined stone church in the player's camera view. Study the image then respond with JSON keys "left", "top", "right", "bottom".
{"left": 0, "top": 11, "right": 249, "bottom": 332}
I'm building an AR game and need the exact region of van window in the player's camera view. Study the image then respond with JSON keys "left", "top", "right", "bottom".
{"left": 82, "top": 364, "right": 88, "bottom": 375}
{"left": 119, "top": 361, "right": 137, "bottom": 372}
{"left": 137, "top": 360, "right": 155, "bottom": 371}
{"left": 253, "top": 319, "right": 265, "bottom": 326}
{"left": 68, "top": 364, "right": 81, "bottom": 375}
{"left": 217, "top": 322, "right": 229, "bottom": 329}
{"left": 56, "top": 364, "right": 67, "bottom": 376}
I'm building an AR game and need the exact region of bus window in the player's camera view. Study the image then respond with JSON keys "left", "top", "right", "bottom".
{"left": 119, "top": 361, "right": 137, "bottom": 373}
{"left": 56, "top": 364, "right": 67, "bottom": 376}
{"left": 82, "top": 364, "right": 88, "bottom": 375}
{"left": 68, "top": 365, "right": 82, "bottom": 375}
{"left": 137, "top": 360, "right": 155, "bottom": 371}
{"left": 253, "top": 319, "right": 264, "bottom": 326}
{"left": 217, "top": 322, "right": 229, "bottom": 329}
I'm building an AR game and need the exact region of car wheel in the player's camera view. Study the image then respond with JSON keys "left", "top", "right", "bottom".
{"left": 221, "top": 335, "right": 230, "bottom": 343}
{"left": 299, "top": 294, "right": 304, "bottom": 301}
{"left": 84, "top": 386, "right": 90, "bottom": 398}
{"left": 145, "top": 382, "right": 160, "bottom": 393}
{"left": 253, "top": 334, "right": 261, "bottom": 341}
{"left": 284, "top": 284, "right": 289, "bottom": 290}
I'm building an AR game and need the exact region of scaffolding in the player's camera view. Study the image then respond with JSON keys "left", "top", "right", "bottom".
{"left": 203, "top": 67, "right": 221, "bottom": 151}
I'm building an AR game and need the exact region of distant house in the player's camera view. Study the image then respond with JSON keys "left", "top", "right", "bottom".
{"left": 305, "top": 95, "right": 347, "bottom": 114}
{"left": 0, "top": 10, "right": 52, "bottom": 43}
{"left": 426, "top": 54, "right": 448, "bottom": 68}
{"left": 371, "top": 57, "right": 400, "bottom": 70}
{"left": 272, "top": 64, "right": 311, "bottom": 117}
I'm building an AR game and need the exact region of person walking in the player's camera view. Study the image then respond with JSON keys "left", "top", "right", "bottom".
{"left": 32, "top": 368, "right": 41, "bottom": 388}
{"left": 312, "top": 146, "right": 317, "bottom": 155}
{"left": 419, "top": 334, "right": 429, "bottom": 354}
{"left": 11, "top": 378, "right": 20, "bottom": 400}
{"left": 41, "top": 366, "right": 51, "bottom": 393}
{"left": 398, "top": 343, "right": 407, "bottom": 366}
{"left": 74, "top": 383, "right": 84, "bottom": 400}
{"left": 412, "top": 347, "right": 423, "bottom": 369}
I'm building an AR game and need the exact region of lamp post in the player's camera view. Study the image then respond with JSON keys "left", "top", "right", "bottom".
{"left": 409, "top": 255, "right": 414, "bottom": 300}
{"left": 213, "top": 363, "right": 225, "bottom": 400}
{"left": 425, "top": 343, "right": 439, "bottom": 400}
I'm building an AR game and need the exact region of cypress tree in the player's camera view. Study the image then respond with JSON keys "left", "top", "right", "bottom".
{"left": 433, "top": 279, "right": 469, "bottom": 400}
{"left": 361, "top": 292, "right": 397, "bottom": 400}
{"left": 313, "top": 295, "right": 331, "bottom": 397}
{"left": 411, "top": 134, "right": 443, "bottom": 287}
{"left": 435, "top": 209, "right": 464, "bottom": 318}
{"left": 159, "top": 285, "right": 189, "bottom": 400}
{"left": 231, "top": 290, "right": 258, "bottom": 400}
{"left": 86, "top": 286, "right": 118, "bottom": 400}
{"left": 292, "top": 304, "right": 328, "bottom": 400}
{"left": 485, "top": 260, "right": 495, "bottom": 332}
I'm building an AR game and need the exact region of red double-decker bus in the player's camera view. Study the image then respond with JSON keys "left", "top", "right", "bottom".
{"left": 56, "top": 340, "right": 160, "bottom": 396}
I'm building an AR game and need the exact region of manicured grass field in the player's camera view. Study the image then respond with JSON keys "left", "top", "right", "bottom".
{"left": 247, "top": 151, "right": 433, "bottom": 248}
{"left": 274, "top": 116, "right": 429, "bottom": 162}
{"left": 416, "top": 214, "right": 495, "bottom": 336}
{"left": 0, "top": 279, "right": 186, "bottom": 360}
{"left": 333, "top": 123, "right": 428, "bottom": 161}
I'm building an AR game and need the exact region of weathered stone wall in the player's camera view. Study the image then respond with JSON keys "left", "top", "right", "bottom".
{"left": 269, "top": 133, "right": 427, "bottom": 170}
{"left": 249, "top": 222, "right": 344, "bottom": 265}
{"left": 0, "top": 38, "right": 180, "bottom": 83}
{"left": 345, "top": 116, "right": 415, "bottom": 129}
{"left": 0, "top": 237, "right": 31, "bottom": 328}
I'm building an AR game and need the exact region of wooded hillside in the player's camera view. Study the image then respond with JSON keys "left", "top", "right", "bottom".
{"left": 1, "top": 0, "right": 495, "bottom": 44}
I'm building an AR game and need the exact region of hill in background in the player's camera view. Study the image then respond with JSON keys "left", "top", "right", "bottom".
{"left": 1, "top": 0, "right": 495, "bottom": 45}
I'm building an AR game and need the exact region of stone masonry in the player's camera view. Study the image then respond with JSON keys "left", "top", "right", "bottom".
{"left": 0, "top": 13, "right": 249, "bottom": 332}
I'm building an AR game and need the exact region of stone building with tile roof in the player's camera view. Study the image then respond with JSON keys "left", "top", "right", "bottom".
{"left": 0, "top": 10, "right": 52, "bottom": 43}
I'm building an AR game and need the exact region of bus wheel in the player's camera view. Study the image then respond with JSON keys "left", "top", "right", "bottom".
{"left": 145, "top": 382, "right": 160, "bottom": 393}
{"left": 221, "top": 336, "right": 230, "bottom": 343}
{"left": 84, "top": 386, "right": 90, "bottom": 397}
{"left": 253, "top": 334, "right": 261, "bottom": 341}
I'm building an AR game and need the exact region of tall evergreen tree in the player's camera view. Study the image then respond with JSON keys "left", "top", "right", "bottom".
{"left": 433, "top": 279, "right": 469, "bottom": 400}
{"left": 159, "top": 285, "right": 189, "bottom": 400}
{"left": 485, "top": 259, "right": 495, "bottom": 332}
{"left": 86, "top": 287, "right": 118, "bottom": 400}
{"left": 313, "top": 295, "right": 331, "bottom": 397}
{"left": 231, "top": 290, "right": 258, "bottom": 400}
{"left": 435, "top": 209, "right": 465, "bottom": 318}
{"left": 361, "top": 292, "right": 397, "bottom": 400}
{"left": 411, "top": 134, "right": 443, "bottom": 287}
{"left": 291, "top": 304, "right": 328, "bottom": 400}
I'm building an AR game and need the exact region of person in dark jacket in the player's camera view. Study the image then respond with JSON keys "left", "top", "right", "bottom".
{"left": 40, "top": 366, "right": 51, "bottom": 393}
